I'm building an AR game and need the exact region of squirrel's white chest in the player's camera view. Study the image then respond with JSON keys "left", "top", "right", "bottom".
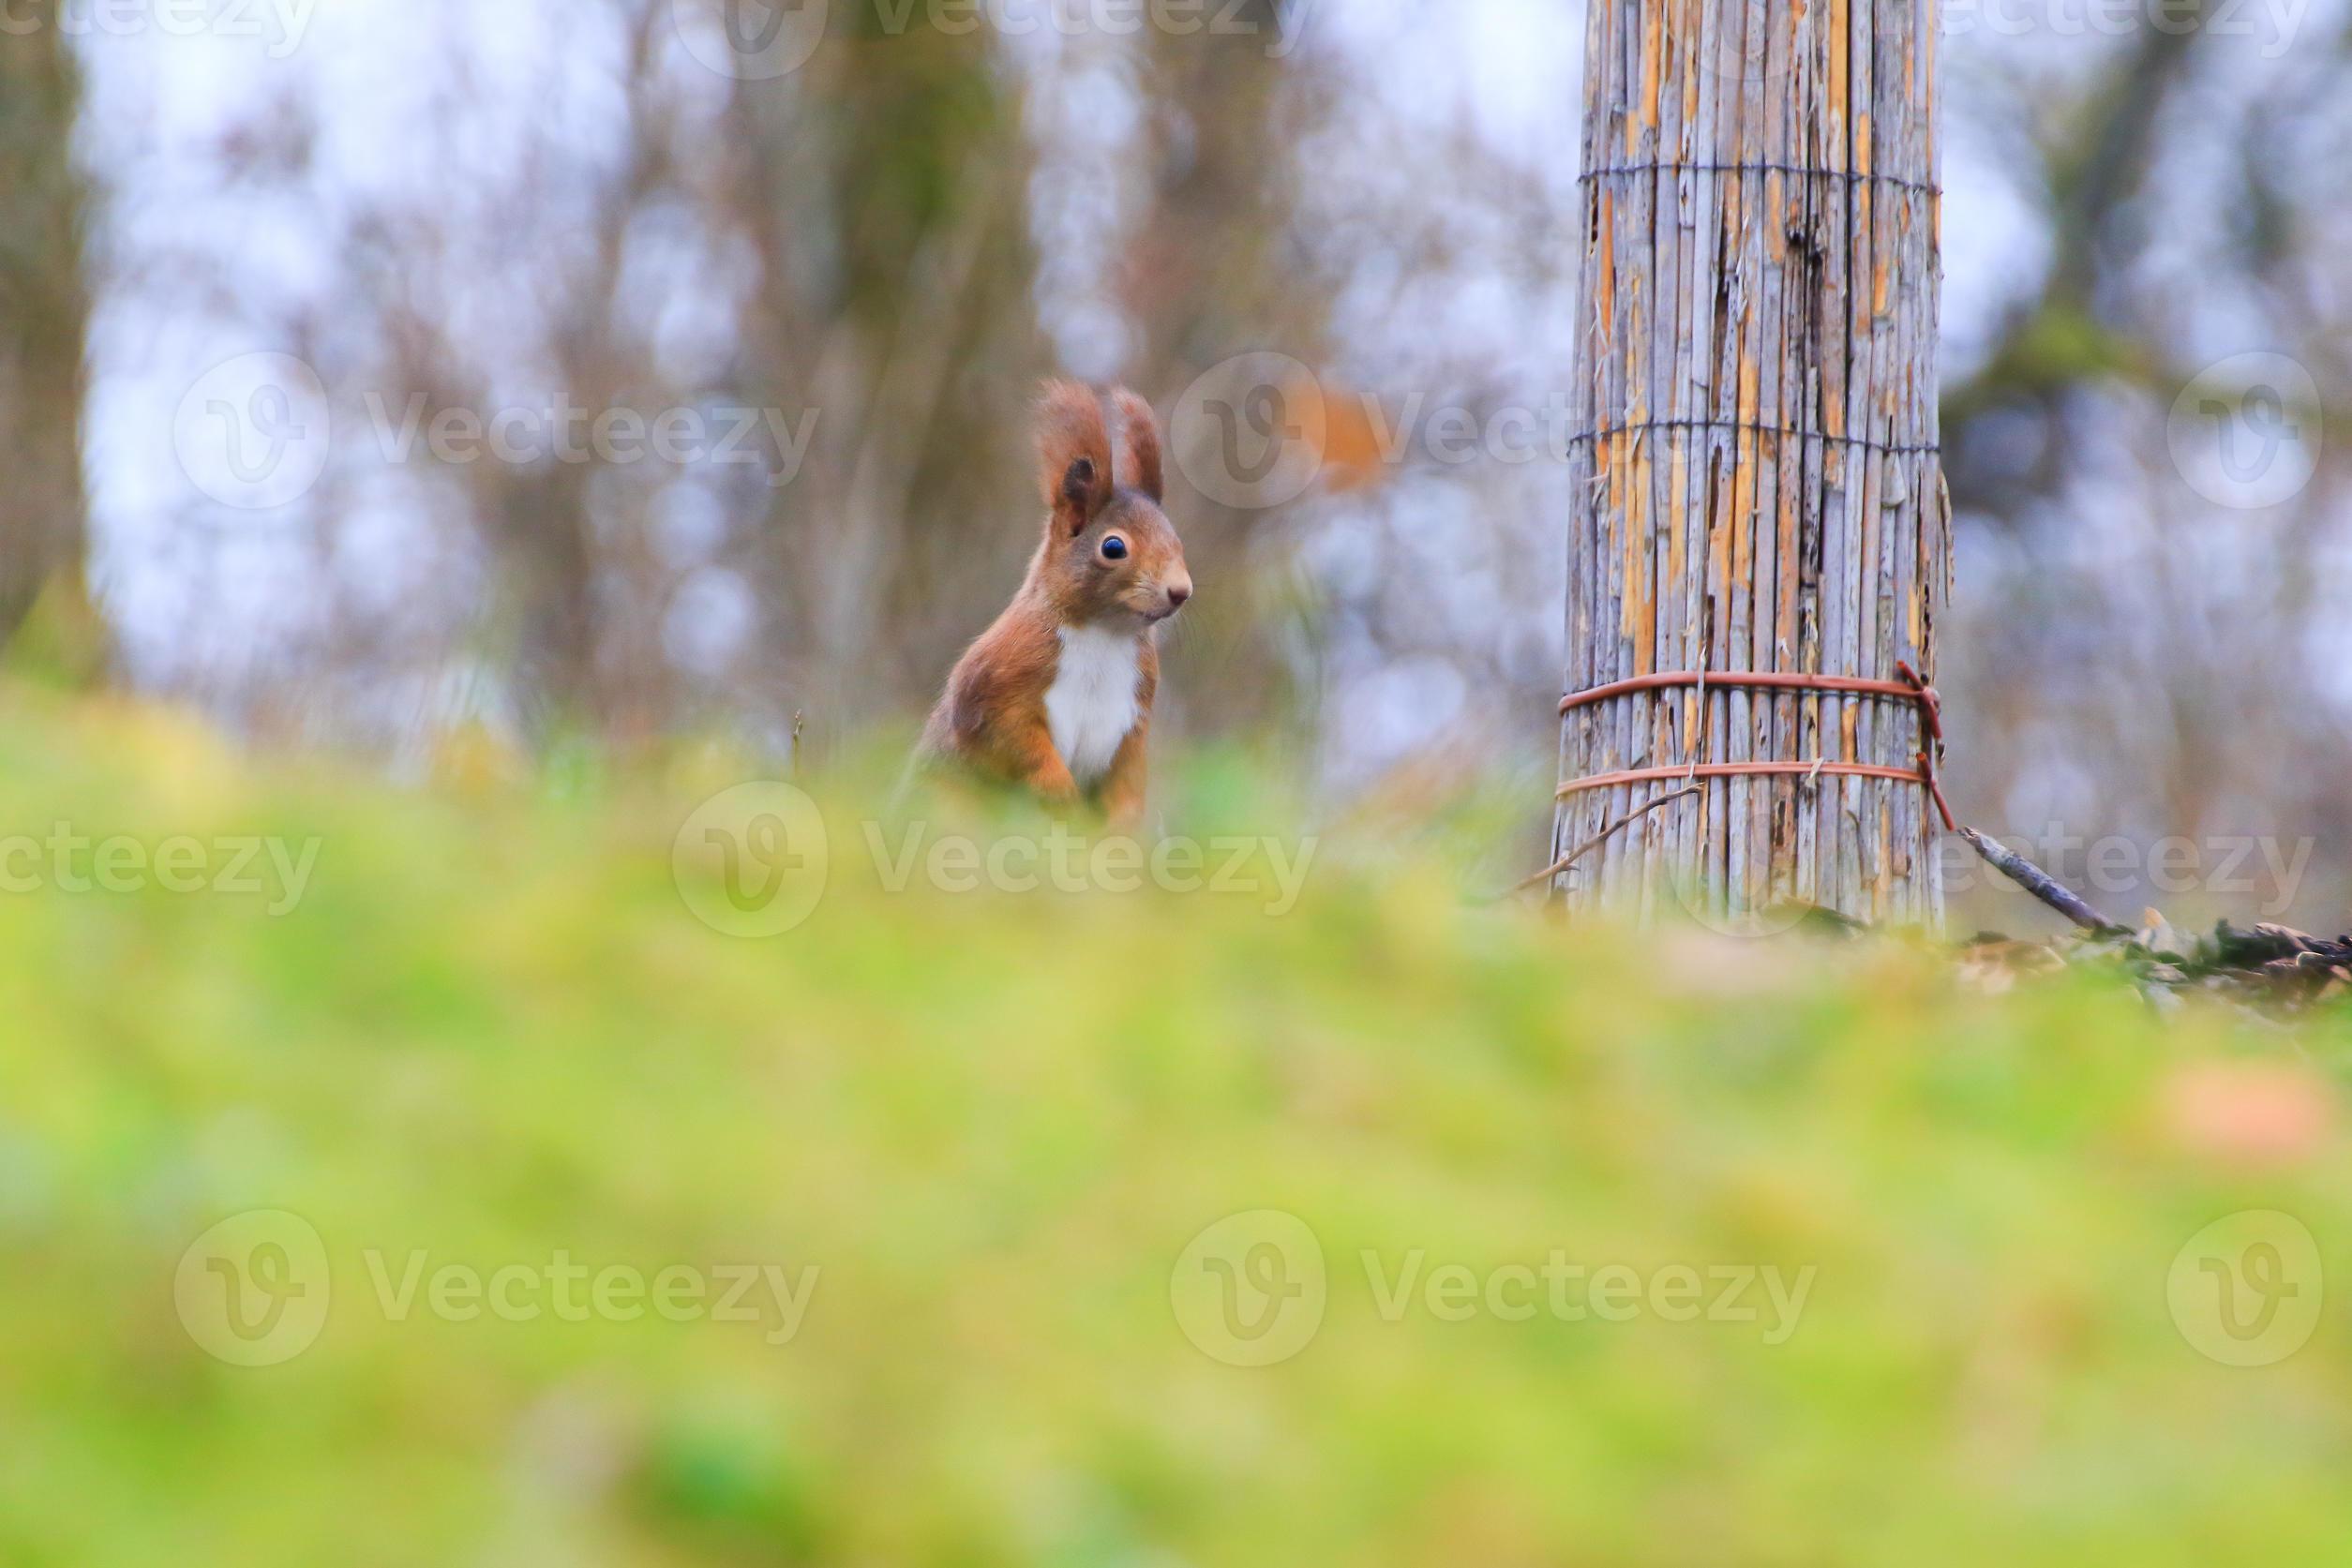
{"left": 1045, "top": 625, "right": 1143, "bottom": 784}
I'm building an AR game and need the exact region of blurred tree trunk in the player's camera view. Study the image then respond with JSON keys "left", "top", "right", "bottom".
{"left": 1122, "top": 0, "right": 1302, "bottom": 379}
{"left": 0, "top": 12, "right": 97, "bottom": 660}
{"left": 725, "top": 3, "right": 1044, "bottom": 745}
{"left": 1120, "top": 0, "right": 1324, "bottom": 737}
{"left": 1553, "top": 0, "right": 1948, "bottom": 929}
{"left": 465, "top": 4, "right": 674, "bottom": 751}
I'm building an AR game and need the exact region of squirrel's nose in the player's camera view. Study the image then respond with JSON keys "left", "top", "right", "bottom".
{"left": 1167, "top": 583, "right": 1192, "bottom": 609}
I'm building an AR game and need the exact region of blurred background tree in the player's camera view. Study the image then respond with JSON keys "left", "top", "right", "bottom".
{"left": 0, "top": 2, "right": 96, "bottom": 670}
{"left": 1116, "top": 0, "right": 1329, "bottom": 738}
{"left": 722, "top": 1, "right": 1047, "bottom": 749}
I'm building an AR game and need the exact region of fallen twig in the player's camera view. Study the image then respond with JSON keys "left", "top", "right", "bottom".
{"left": 1960, "top": 826, "right": 2129, "bottom": 936}
{"left": 1506, "top": 785, "right": 1702, "bottom": 898}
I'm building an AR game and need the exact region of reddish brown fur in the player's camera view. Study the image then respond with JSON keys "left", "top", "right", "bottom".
{"left": 1036, "top": 379, "right": 1114, "bottom": 529}
{"left": 1111, "top": 388, "right": 1162, "bottom": 503}
{"left": 921, "top": 380, "right": 1192, "bottom": 827}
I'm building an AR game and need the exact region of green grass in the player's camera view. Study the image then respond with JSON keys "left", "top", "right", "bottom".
{"left": 2, "top": 694, "right": 2350, "bottom": 1565}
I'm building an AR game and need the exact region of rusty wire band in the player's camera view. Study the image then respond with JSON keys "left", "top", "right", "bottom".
{"left": 1560, "top": 670, "right": 1930, "bottom": 714}
{"left": 1577, "top": 161, "right": 1942, "bottom": 198}
{"left": 1558, "top": 761, "right": 1925, "bottom": 798}
{"left": 1566, "top": 420, "right": 1940, "bottom": 458}
{"left": 1557, "top": 666, "right": 1957, "bottom": 832}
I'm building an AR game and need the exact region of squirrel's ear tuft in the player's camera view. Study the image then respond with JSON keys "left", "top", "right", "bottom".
{"left": 1037, "top": 379, "right": 1112, "bottom": 534}
{"left": 1111, "top": 388, "right": 1163, "bottom": 503}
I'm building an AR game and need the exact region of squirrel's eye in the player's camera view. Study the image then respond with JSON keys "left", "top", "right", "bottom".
{"left": 1101, "top": 536, "right": 1130, "bottom": 561}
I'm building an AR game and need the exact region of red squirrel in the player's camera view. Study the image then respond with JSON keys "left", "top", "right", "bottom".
{"left": 920, "top": 381, "right": 1192, "bottom": 828}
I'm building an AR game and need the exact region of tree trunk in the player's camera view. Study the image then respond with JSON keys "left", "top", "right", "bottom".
{"left": 1552, "top": 0, "right": 1949, "bottom": 930}
{"left": 0, "top": 11, "right": 93, "bottom": 649}
{"left": 1121, "top": 0, "right": 1326, "bottom": 739}
{"left": 727, "top": 1, "right": 1045, "bottom": 744}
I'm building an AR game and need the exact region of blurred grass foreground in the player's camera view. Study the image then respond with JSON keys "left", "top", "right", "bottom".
{"left": 6, "top": 694, "right": 2352, "bottom": 1565}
